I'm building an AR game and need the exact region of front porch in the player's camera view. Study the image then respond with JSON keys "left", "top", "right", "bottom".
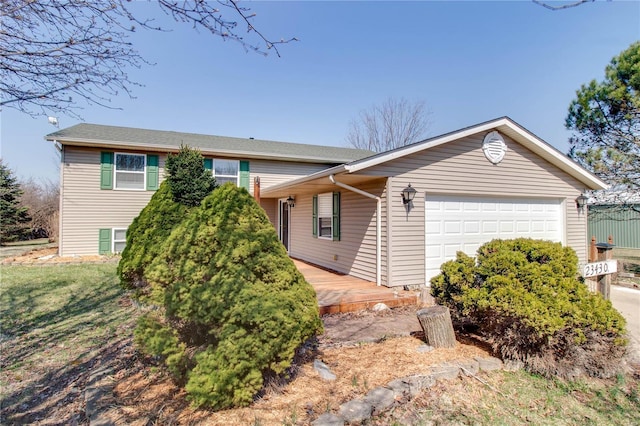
{"left": 292, "top": 259, "right": 420, "bottom": 315}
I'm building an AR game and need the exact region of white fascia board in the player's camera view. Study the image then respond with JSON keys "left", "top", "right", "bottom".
{"left": 45, "top": 137, "right": 356, "bottom": 164}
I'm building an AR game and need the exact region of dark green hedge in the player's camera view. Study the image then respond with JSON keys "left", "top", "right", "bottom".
{"left": 431, "top": 238, "right": 627, "bottom": 379}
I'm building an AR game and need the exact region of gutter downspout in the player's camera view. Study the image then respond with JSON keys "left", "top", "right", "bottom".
{"left": 329, "top": 175, "right": 382, "bottom": 286}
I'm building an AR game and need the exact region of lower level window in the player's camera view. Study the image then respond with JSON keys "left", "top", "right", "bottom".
{"left": 112, "top": 228, "right": 127, "bottom": 253}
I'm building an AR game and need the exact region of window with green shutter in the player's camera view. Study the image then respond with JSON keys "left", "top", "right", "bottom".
{"left": 315, "top": 192, "right": 340, "bottom": 241}
{"left": 100, "top": 152, "right": 114, "bottom": 190}
{"left": 146, "top": 154, "right": 159, "bottom": 190}
{"left": 239, "top": 160, "right": 250, "bottom": 191}
{"left": 98, "top": 228, "right": 111, "bottom": 254}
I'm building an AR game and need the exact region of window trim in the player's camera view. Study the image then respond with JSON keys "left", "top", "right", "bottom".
{"left": 317, "top": 192, "right": 334, "bottom": 240}
{"left": 212, "top": 158, "right": 240, "bottom": 186}
{"left": 112, "top": 228, "right": 127, "bottom": 253}
{"left": 114, "top": 152, "right": 146, "bottom": 191}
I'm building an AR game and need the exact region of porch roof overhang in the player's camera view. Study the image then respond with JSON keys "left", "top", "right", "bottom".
{"left": 261, "top": 165, "right": 384, "bottom": 199}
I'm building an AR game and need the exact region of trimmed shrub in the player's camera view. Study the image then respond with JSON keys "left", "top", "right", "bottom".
{"left": 431, "top": 238, "right": 627, "bottom": 379}
{"left": 117, "top": 181, "right": 192, "bottom": 294}
{"left": 139, "top": 183, "right": 323, "bottom": 409}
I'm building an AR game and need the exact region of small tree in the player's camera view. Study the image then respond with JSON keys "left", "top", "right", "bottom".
{"left": 138, "top": 184, "right": 322, "bottom": 409}
{"left": 19, "top": 178, "right": 59, "bottom": 241}
{"left": 0, "top": 160, "right": 30, "bottom": 244}
{"left": 165, "top": 145, "right": 217, "bottom": 206}
{"left": 346, "top": 97, "right": 431, "bottom": 152}
{"left": 566, "top": 42, "right": 639, "bottom": 205}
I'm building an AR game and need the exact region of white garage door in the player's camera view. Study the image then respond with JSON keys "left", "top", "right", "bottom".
{"left": 425, "top": 195, "right": 564, "bottom": 283}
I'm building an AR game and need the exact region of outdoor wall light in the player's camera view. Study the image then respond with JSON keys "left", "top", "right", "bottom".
{"left": 575, "top": 193, "right": 588, "bottom": 212}
{"left": 286, "top": 195, "right": 295, "bottom": 208}
{"left": 401, "top": 184, "right": 417, "bottom": 205}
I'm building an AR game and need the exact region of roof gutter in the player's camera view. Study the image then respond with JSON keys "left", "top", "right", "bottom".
{"left": 329, "top": 174, "right": 382, "bottom": 286}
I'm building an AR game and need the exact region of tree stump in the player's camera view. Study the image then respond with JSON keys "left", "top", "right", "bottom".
{"left": 416, "top": 305, "right": 457, "bottom": 348}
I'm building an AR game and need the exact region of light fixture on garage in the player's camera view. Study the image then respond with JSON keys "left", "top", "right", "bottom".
{"left": 401, "top": 184, "right": 417, "bottom": 205}
{"left": 575, "top": 193, "right": 588, "bottom": 212}
{"left": 286, "top": 195, "right": 295, "bottom": 208}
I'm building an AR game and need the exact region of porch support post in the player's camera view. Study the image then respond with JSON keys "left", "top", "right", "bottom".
{"left": 329, "top": 174, "right": 382, "bottom": 286}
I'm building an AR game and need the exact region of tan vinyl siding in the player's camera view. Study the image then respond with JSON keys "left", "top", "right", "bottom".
{"left": 249, "top": 160, "right": 330, "bottom": 194}
{"left": 60, "top": 147, "right": 329, "bottom": 255}
{"left": 289, "top": 179, "right": 386, "bottom": 283}
{"left": 260, "top": 198, "right": 277, "bottom": 228}
{"left": 368, "top": 133, "right": 588, "bottom": 287}
{"left": 60, "top": 146, "right": 163, "bottom": 256}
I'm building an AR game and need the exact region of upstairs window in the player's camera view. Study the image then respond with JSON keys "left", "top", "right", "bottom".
{"left": 213, "top": 159, "right": 239, "bottom": 185}
{"left": 115, "top": 153, "right": 145, "bottom": 190}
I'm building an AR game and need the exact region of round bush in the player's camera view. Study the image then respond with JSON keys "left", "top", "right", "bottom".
{"left": 140, "top": 183, "right": 323, "bottom": 409}
{"left": 431, "top": 238, "right": 627, "bottom": 379}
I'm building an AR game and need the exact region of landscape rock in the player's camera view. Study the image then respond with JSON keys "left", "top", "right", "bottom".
{"left": 314, "top": 359, "right": 337, "bottom": 381}
{"left": 312, "top": 413, "right": 345, "bottom": 426}
{"left": 388, "top": 374, "right": 435, "bottom": 399}
{"left": 372, "top": 303, "right": 390, "bottom": 311}
{"left": 456, "top": 358, "right": 480, "bottom": 376}
{"left": 338, "top": 399, "right": 373, "bottom": 423}
{"left": 475, "top": 356, "right": 503, "bottom": 371}
{"left": 428, "top": 363, "right": 460, "bottom": 380}
{"left": 417, "top": 344, "right": 435, "bottom": 353}
{"left": 364, "top": 387, "right": 396, "bottom": 415}
{"left": 503, "top": 359, "right": 524, "bottom": 372}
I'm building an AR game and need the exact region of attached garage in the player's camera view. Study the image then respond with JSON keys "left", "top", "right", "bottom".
{"left": 261, "top": 117, "right": 608, "bottom": 288}
{"left": 424, "top": 195, "right": 564, "bottom": 281}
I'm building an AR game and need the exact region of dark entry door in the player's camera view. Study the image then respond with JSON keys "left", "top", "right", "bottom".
{"left": 280, "top": 201, "right": 289, "bottom": 252}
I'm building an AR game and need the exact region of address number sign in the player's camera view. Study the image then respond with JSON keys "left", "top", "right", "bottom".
{"left": 582, "top": 260, "right": 617, "bottom": 278}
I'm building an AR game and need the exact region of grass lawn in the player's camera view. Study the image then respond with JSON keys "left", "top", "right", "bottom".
{"left": 0, "top": 263, "right": 137, "bottom": 424}
{"left": 1, "top": 263, "right": 639, "bottom": 425}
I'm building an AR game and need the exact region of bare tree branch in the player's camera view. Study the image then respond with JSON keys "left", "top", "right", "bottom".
{"left": 0, "top": 0, "right": 294, "bottom": 118}
{"left": 532, "top": 0, "right": 596, "bottom": 11}
{"left": 346, "top": 97, "right": 432, "bottom": 152}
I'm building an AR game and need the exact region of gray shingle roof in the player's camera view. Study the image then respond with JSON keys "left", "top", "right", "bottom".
{"left": 45, "top": 123, "right": 373, "bottom": 164}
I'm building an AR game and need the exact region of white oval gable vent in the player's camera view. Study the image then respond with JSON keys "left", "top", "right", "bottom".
{"left": 482, "top": 131, "right": 507, "bottom": 164}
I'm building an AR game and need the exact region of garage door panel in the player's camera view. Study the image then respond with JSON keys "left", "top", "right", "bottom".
{"left": 425, "top": 195, "right": 563, "bottom": 283}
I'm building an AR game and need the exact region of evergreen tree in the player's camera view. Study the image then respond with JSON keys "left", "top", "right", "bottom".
{"left": 137, "top": 184, "right": 322, "bottom": 409}
{"left": 0, "top": 160, "right": 30, "bottom": 244}
{"left": 165, "top": 145, "right": 217, "bottom": 206}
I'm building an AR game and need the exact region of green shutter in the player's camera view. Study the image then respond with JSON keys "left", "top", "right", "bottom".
{"left": 98, "top": 228, "right": 111, "bottom": 254}
{"left": 312, "top": 195, "right": 318, "bottom": 238}
{"left": 204, "top": 158, "right": 213, "bottom": 171}
{"left": 239, "top": 160, "right": 250, "bottom": 190}
{"left": 332, "top": 192, "right": 341, "bottom": 241}
{"left": 100, "top": 152, "right": 113, "bottom": 190}
{"left": 146, "top": 154, "right": 159, "bottom": 191}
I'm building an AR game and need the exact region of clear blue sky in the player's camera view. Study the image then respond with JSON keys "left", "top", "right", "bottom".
{"left": 1, "top": 0, "right": 639, "bottom": 182}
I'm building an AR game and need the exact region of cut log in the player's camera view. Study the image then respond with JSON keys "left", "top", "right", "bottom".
{"left": 416, "top": 305, "right": 457, "bottom": 348}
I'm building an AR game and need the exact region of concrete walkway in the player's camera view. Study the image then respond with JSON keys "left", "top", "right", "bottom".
{"left": 611, "top": 285, "right": 640, "bottom": 366}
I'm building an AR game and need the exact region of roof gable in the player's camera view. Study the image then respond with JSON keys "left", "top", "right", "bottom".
{"left": 344, "top": 116, "right": 607, "bottom": 190}
{"left": 45, "top": 123, "right": 373, "bottom": 164}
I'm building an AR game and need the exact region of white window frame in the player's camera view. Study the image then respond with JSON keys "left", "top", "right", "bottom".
{"left": 317, "top": 192, "right": 333, "bottom": 240}
{"left": 112, "top": 228, "right": 127, "bottom": 253}
{"left": 212, "top": 159, "right": 239, "bottom": 186}
{"left": 114, "top": 152, "right": 146, "bottom": 191}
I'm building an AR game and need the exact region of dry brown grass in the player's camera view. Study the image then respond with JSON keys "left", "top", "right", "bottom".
{"left": 105, "top": 336, "right": 491, "bottom": 425}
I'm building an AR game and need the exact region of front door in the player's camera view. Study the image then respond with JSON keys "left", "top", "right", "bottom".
{"left": 279, "top": 199, "right": 290, "bottom": 252}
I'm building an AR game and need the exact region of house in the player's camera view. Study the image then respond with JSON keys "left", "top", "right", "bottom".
{"left": 47, "top": 117, "right": 607, "bottom": 287}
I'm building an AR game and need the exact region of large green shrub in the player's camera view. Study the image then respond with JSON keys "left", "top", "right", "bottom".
{"left": 431, "top": 238, "right": 627, "bottom": 379}
{"left": 117, "top": 181, "right": 192, "bottom": 294}
{"left": 138, "top": 183, "right": 323, "bottom": 409}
